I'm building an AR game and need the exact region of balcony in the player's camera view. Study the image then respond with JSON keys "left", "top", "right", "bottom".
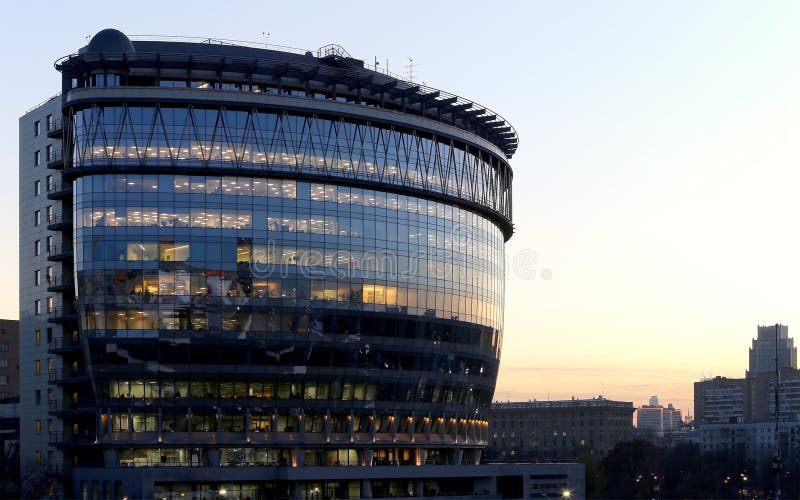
{"left": 47, "top": 304, "right": 79, "bottom": 324}
{"left": 46, "top": 116, "right": 63, "bottom": 138}
{"left": 49, "top": 431, "right": 95, "bottom": 447}
{"left": 48, "top": 367, "right": 89, "bottom": 384}
{"left": 48, "top": 333, "right": 81, "bottom": 353}
{"left": 47, "top": 274, "right": 74, "bottom": 292}
{"left": 48, "top": 398, "right": 93, "bottom": 415}
{"left": 47, "top": 243, "right": 73, "bottom": 261}
{"left": 46, "top": 147, "right": 64, "bottom": 169}
{"left": 46, "top": 212, "right": 72, "bottom": 231}
{"left": 46, "top": 180, "right": 72, "bottom": 200}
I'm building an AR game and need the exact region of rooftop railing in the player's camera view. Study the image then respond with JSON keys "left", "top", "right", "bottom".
{"left": 23, "top": 92, "right": 61, "bottom": 115}
{"left": 129, "top": 34, "right": 310, "bottom": 56}
{"left": 56, "top": 39, "right": 518, "bottom": 156}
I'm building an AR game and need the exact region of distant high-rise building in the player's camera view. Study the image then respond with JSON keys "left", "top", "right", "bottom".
{"left": 664, "top": 404, "right": 683, "bottom": 432}
{"left": 748, "top": 324, "right": 796, "bottom": 377}
{"left": 635, "top": 397, "right": 682, "bottom": 436}
{"left": 694, "top": 325, "right": 800, "bottom": 495}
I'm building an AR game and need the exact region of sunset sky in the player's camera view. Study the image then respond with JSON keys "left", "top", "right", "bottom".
{"left": 3, "top": 1, "right": 800, "bottom": 416}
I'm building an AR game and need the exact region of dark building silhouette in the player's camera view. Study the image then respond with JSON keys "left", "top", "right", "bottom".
{"left": 487, "top": 397, "right": 634, "bottom": 461}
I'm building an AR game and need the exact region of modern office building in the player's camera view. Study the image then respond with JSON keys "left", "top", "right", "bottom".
{"left": 748, "top": 324, "right": 796, "bottom": 377}
{"left": 17, "top": 29, "right": 584, "bottom": 499}
{"left": 486, "top": 397, "right": 635, "bottom": 461}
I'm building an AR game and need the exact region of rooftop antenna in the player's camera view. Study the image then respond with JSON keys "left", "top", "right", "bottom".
{"left": 405, "top": 57, "right": 416, "bottom": 82}
{"left": 262, "top": 32, "right": 270, "bottom": 49}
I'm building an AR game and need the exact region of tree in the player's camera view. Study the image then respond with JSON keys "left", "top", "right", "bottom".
{"left": 602, "top": 439, "right": 663, "bottom": 499}
{"left": 20, "top": 462, "right": 49, "bottom": 499}
{"left": 576, "top": 450, "right": 606, "bottom": 498}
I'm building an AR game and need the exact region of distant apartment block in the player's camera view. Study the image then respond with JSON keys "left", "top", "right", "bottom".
{"left": 0, "top": 320, "right": 19, "bottom": 400}
{"left": 487, "top": 397, "right": 635, "bottom": 461}
{"left": 636, "top": 396, "right": 682, "bottom": 435}
{"left": 694, "top": 376, "right": 750, "bottom": 424}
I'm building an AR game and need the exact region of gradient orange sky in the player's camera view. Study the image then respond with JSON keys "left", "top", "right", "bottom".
{"left": 3, "top": 1, "right": 800, "bottom": 418}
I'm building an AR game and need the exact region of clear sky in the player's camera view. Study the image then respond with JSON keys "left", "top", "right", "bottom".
{"left": 3, "top": 1, "right": 800, "bottom": 416}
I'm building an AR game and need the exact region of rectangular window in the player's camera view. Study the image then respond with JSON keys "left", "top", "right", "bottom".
{"left": 35, "top": 390, "right": 41, "bottom": 405}
{"left": 126, "top": 243, "right": 158, "bottom": 261}
{"left": 46, "top": 297, "right": 54, "bottom": 314}
{"left": 46, "top": 114, "right": 53, "bottom": 130}
{"left": 46, "top": 144, "right": 52, "bottom": 163}
{"left": 0, "top": 360, "right": 7, "bottom": 368}
{"left": 34, "top": 240, "right": 41, "bottom": 256}
{"left": 35, "top": 450, "right": 42, "bottom": 466}
{"left": 34, "top": 300, "right": 41, "bottom": 315}
{"left": 46, "top": 175, "right": 53, "bottom": 192}
{"left": 34, "top": 360, "right": 41, "bottom": 376}
{"left": 0, "top": 376, "right": 8, "bottom": 385}
{"left": 34, "top": 121, "right": 40, "bottom": 137}
{"left": 34, "top": 270, "right": 41, "bottom": 286}
{"left": 34, "top": 329, "right": 41, "bottom": 345}
{"left": 46, "top": 206, "right": 53, "bottom": 224}
{"left": 35, "top": 419, "right": 41, "bottom": 435}
{"left": 34, "top": 150, "right": 40, "bottom": 166}
{"left": 34, "top": 210, "right": 40, "bottom": 226}
{"left": 46, "top": 267, "right": 53, "bottom": 284}
{"left": 34, "top": 180, "right": 40, "bottom": 197}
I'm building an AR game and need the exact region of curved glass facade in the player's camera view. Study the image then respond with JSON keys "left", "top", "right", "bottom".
{"left": 75, "top": 175, "right": 504, "bottom": 330}
{"left": 68, "top": 106, "right": 513, "bottom": 224}
{"left": 73, "top": 172, "right": 502, "bottom": 439}
{"left": 38, "top": 33, "right": 517, "bottom": 499}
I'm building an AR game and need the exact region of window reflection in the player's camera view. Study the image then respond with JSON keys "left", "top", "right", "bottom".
{"left": 70, "top": 107, "right": 511, "bottom": 218}
{"left": 75, "top": 174, "right": 505, "bottom": 330}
